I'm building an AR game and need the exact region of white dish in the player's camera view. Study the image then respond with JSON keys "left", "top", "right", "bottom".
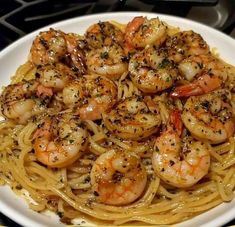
{"left": 0, "top": 12, "right": 234, "bottom": 227}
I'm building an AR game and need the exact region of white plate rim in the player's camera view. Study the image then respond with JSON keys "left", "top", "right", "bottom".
{"left": 0, "top": 11, "right": 234, "bottom": 227}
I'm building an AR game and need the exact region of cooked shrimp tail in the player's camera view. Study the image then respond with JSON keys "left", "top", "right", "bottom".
{"left": 171, "top": 54, "right": 227, "bottom": 97}
{"left": 171, "top": 74, "right": 222, "bottom": 97}
{"left": 169, "top": 109, "right": 183, "bottom": 136}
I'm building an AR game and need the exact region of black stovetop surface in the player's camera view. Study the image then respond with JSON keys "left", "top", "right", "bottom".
{"left": 0, "top": 0, "right": 234, "bottom": 226}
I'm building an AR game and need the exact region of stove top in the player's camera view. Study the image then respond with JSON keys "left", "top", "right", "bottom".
{"left": 0, "top": 0, "right": 235, "bottom": 226}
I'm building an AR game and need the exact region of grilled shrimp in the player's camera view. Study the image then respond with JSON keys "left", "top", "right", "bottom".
{"left": 129, "top": 45, "right": 178, "bottom": 93}
{"left": 125, "top": 16, "right": 167, "bottom": 50}
{"left": 86, "top": 44, "right": 128, "bottom": 80}
{"left": 30, "top": 29, "right": 67, "bottom": 66}
{"left": 166, "top": 30, "right": 210, "bottom": 63}
{"left": 85, "top": 21, "right": 124, "bottom": 49}
{"left": 63, "top": 74, "right": 117, "bottom": 120}
{"left": 103, "top": 96, "right": 161, "bottom": 140}
{"left": 36, "top": 63, "right": 75, "bottom": 92}
{"left": 90, "top": 149, "right": 147, "bottom": 205}
{"left": 182, "top": 90, "right": 235, "bottom": 144}
{"left": 33, "top": 113, "right": 88, "bottom": 168}
{"left": 0, "top": 63, "right": 75, "bottom": 123}
{"left": 152, "top": 110, "right": 210, "bottom": 188}
{"left": 171, "top": 54, "right": 228, "bottom": 97}
{"left": 30, "top": 29, "right": 86, "bottom": 73}
{"left": 64, "top": 33, "right": 87, "bottom": 73}
{"left": 0, "top": 80, "right": 53, "bottom": 123}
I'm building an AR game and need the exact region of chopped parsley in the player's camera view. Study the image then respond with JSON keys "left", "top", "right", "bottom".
{"left": 159, "top": 58, "right": 171, "bottom": 69}
{"left": 100, "top": 51, "right": 109, "bottom": 59}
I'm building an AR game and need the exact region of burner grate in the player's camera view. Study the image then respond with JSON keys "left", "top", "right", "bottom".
{"left": 0, "top": 0, "right": 22, "bottom": 17}
{"left": 5, "top": 1, "right": 93, "bottom": 33}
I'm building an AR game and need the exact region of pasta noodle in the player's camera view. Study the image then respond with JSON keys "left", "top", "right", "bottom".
{"left": 0, "top": 16, "right": 234, "bottom": 226}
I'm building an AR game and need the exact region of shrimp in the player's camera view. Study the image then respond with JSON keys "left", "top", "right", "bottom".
{"left": 85, "top": 21, "right": 124, "bottom": 49}
{"left": 30, "top": 29, "right": 86, "bottom": 73}
{"left": 103, "top": 96, "right": 161, "bottom": 140}
{"left": 65, "top": 33, "right": 87, "bottom": 74}
{"left": 90, "top": 149, "right": 147, "bottom": 205}
{"left": 0, "top": 80, "right": 53, "bottom": 123}
{"left": 182, "top": 89, "right": 235, "bottom": 144}
{"left": 0, "top": 63, "right": 75, "bottom": 123}
{"left": 36, "top": 63, "right": 75, "bottom": 92}
{"left": 86, "top": 44, "right": 128, "bottom": 80}
{"left": 125, "top": 16, "right": 167, "bottom": 50}
{"left": 171, "top": 54, "right": 228, "bottom": 97}
{"left": 152, "top": 110, "right": 210, "bottom": 188}
{"left": 63, "top": 74, "right": 117, "bottom": 120}
{"left": 1, "top": 63, "right": 76, "bottom": 122}
{"left": 166, "top": 30, "right": 210, "bottom": 63}
{"left": 129, "top": 45, "right": 178, "bottom": 93}
{"left": 30, "top": 29, "right": 67, "bottom": 66}
{"left": 33, "top": 113, "right": 88, "bottom": 168}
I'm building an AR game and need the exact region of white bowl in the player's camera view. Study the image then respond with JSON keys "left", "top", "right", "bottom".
{"left": 0, "top": 12, "right": 234, "bottom": 227}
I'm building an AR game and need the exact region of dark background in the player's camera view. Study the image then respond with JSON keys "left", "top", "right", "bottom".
{"left": 0, "top": 0, "right": 234, "bottom": 226}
